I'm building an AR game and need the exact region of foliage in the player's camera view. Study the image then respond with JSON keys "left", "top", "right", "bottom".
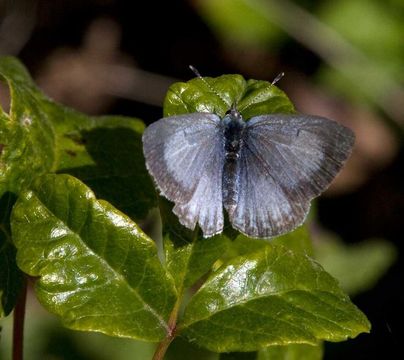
{"left": 194, "top": 0, "right": 404, "bottom": 123}
{"left": 0, "top": 56, "right": 371, "bottom": 359}
{"left": 314, "top": 234, "right": 397, "bottom": 296}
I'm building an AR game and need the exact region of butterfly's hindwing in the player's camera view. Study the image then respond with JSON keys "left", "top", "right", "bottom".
{"left": 228, "top": 114, "right": 355, "bottom": 238}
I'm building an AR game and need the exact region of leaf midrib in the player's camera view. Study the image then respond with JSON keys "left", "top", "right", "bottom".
{"left": 181, "top": 288, "right": 354, "bottom": 333}
{"left": 31, "top": 190, "right": 170, "bottom": 333}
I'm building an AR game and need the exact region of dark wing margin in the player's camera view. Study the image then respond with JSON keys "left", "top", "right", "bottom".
{"left": 142, "top": 113, "right": 225, "bottom": 237}
{"left": 228, "top": 114, "right": 355, "bottom": 238}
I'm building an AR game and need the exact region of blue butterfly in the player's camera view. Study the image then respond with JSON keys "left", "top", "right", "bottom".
{"left": 142, "top": 74, "right": 354, "bottom": 239}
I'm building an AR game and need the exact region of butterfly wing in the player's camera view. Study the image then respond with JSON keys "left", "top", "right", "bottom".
{"left": 228, "top": 114, "right": 355, "bottom": 238}
{"left": 142, "top": 113, "right": 225, "bottom": 237}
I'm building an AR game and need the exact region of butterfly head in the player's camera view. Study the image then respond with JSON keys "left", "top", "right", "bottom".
{"left": 225, "top": 102, "right": 243, "bottom": 123}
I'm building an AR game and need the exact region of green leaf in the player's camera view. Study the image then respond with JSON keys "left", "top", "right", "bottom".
{"left": 315, "top": 234, "right": 397, "bottom": 295}
{"left": 319, "top": 0, "right": 404, "bottom": 77}
{"left": 0, "top": 55, "right": 157, "bottom": 317}
{"left": 0, "top": 56, "right": 156, "bottom": 221}
{"left": 164, "top": 74, "right": 295, "bottom": 120}
{"left": 0, "top": 56, "right": 56, "bottom": 198}
{"left": 180, "top": 244, "right": 370, "bottom": 352}
{"left": 195, "top": 0, "right": 283, "bottom": 47}
{"left": 160, "top": 198, "right": 230, "bottom": 292}
{"left": 220, "top": 352, "right": 256, "bottom": 359}
{"left": 316, "top": 0, "right": 404, "bottom": 107}
{"left": 229, "top": 225, "right": 313, "bottom": 259}
{"left": 0, "top": 192, "right": 24, "bottom": 317}
{"left": 165, "top": 337, "right": 219, "bottom": 360}
{"left": 165, "top": 338, "right": 322, "bottom": 360}
{"left": 257, "top": 343, "right": 323, "bottom": 360}
{"left": 55, "top": 113, "right": 157, "bottom": 221}
{"left": 10, "top": 174, "right": 177, "bottom": 341}
{"left": 0, "top": 209, "right": 23, "bottom": 319}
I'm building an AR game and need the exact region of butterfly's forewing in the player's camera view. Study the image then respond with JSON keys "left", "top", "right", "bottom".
{"left": 228, "top": 114, "right": 355, "bottom": 238}
{"left": 142, "top": 113, "right": 225, "bottom": 237}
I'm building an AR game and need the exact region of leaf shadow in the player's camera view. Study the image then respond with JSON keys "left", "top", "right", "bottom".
{"left": 60, "top": 126, "right": 157, "bottom": 221}
{"left": 0, "top": 191, "right": 24, "bottom": 316}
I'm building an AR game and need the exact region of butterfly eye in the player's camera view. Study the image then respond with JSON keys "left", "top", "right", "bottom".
{"left": 225, "top": 106, "right": 242, "bottom": 120}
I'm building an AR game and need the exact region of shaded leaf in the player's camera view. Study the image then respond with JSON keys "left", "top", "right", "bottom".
{"left": 257, "top": 343, "right": 323, "bottom": 360}
{"left": 160, "top": 198, "right": 230, "bottom": 292}
{"left": 0, "top": 192, "right": 24, "bottom": 317}
{"left": 11, "top": 174, "right": 177, "bottom": 341}
{"left": 315, "top": 234, "right": 397, "bottom": 295}
{"left": 220, "top": 352, "right": 257, "bottom": 359}
{"left": 180, "top": 245, "right": 370, "bottom": 352}
{"left": 229, "top": 225, "right": 313, "bottom": 259}
{"left": 56, "top": 114, "right": 157, "bottom": 221}
{"left": 165, "top": 336, "right": 219, "bottom": 360}
{"left": 0, "top": 56, "right": 156, "bottom": 221}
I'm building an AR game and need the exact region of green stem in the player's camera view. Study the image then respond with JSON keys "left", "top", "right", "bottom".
{"left": 13, "top": 279, "right": 27, "bottom": 360}
{"left": 152, "top": 334, "right": 175, "bottom": 360}
{"left": 152, "top": 293, "right": 182, "bottom": 360}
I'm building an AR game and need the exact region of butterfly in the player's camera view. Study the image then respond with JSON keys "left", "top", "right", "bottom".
{"left": 142, "top": 76, "right": 354, "bottom": 239}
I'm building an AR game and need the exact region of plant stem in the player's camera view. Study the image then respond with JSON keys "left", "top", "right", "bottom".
{"left": 12, "top": 280, "right": 27, "bottom": 360}
{"left": 152, "top": 293, "right": 182, "bottom": 360}
{"left": 152, "top": 333, "right": 176, "bottom": 360}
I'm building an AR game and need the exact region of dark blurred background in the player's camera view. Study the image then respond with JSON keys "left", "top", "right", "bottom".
{"left": 0, "top": 0, "right": 403, "bottom": 359}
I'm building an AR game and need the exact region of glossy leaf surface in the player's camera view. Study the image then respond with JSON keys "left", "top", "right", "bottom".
{"left": 180, "top": 245, "right": 370, "bottom": 352}
{"left": 0, "top": 56, "right": 157, "bottom": 317}
{"left": 160, "top": 198, "right": 230, "bottom": 292}
{"left": 0, "top": 56, "right": 156, "bottom": 222}
{"left": 11, "top": 174, "right": 177, "bottom": 341}
{"left": 0, "top": 56, "right": 55, "bottom": 198}
{"left": 163, "top": 73, "right": 294, "bottom": 120}
{"left": 0, "top": 56, "right": 57, "bottom": 316}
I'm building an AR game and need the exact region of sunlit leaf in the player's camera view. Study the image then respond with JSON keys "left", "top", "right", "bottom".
{"left": 0, "top": 56, "right": 156, "bottom": 222}
{"left": 164, "top": 73, "right": 294, "bottom": 120}
{"left": 180, "top": 245, "right": 370, "bottom": 352}
{"left": 0, "top": 56, "right": 55, "bottom": 198}
{"left": 11, "top": 174, "right": 177, "bottom": 341}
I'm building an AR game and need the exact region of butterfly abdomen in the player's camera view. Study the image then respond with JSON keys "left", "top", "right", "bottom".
{"left": 222, "top": 112, "right": 245, "bottom": 213}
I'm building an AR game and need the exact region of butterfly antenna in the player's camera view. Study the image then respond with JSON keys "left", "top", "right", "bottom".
{"left": 271, "top": 72, "right": 285, "bottom": 85}
{"left": 189, "top": 65, "right": 229, "bottom": 108}
{"left": 238, "top": 71, "right": 285, "bottom": 111}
